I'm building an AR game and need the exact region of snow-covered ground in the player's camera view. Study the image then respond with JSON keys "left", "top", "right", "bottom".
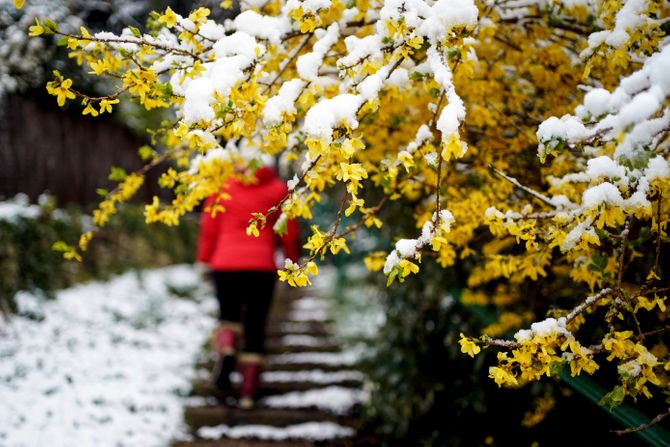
{"left": 0, "top": 265, "right": 218, "bottom": 447}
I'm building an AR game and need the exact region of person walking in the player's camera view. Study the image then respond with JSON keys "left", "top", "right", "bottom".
{"left": 196, "top": 160, "right": 301, "bottom": 409}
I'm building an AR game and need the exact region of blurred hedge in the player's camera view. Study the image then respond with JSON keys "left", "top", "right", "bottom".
{"left": 348, "top": 261, "right": 658, "bottom": 447}
{"left": 0, "top": 199, "right": 198, "bottom": 313}
{"left": 327, "top": 199, "right": 661, "bottom": 447}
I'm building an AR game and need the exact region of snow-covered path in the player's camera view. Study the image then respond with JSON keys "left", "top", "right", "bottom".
{"left": 0, "top": 265, "right": 218, "bottom": 447}
{"left": 176, "top": 277, "right": 367, "bottom": 446}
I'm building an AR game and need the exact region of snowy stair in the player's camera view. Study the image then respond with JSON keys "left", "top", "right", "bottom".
{"left": 174, "top": 283, "right": 366, "bottom": 446}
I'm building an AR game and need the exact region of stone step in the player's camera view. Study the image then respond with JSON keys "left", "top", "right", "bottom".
{"left": 198, "top": 361, "right": 355, "bottom": 373}
{"left": 266, "top": 343, "right": 341, "bottom": 355}
{"left": 199, "top": 345, "right": 341, "bottom": 358}
{"left": 173, "top": 428, "right": 361, "bottom": 447}
{"left": 173, "top": 440, "right": 317, "bottom": 447}
{"left": 183, "top": 405, "right": 361, "bottom": 430}
{"left": 175, "top": 284, "right": 371, "bottom": 447}
{"left": 265, "top": 322, "right": 335, "bottom": 337}
{"left": 266, "top": 319, "right": 335, "bottom": 336}
{"left": 190, "top": 378, "right": 363, "bottom": 398}
{"left": 198, "top": 351, "right": 358, "bottom": 372}
{"left": 173, "top": 431, "right": 362, "bottom": 447}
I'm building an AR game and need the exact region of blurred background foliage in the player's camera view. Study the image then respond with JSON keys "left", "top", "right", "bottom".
{"left": 333, "top": 261, "right": 664, "bottom": 447}
{"left": 0, "top": 195, "right": 198, "bottom": 315}
{"left": 0, "top": 0, "right": 201, "bottom": 311}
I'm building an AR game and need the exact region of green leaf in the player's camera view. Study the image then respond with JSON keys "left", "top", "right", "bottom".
{"left": 548, "top": 16, "right": 561, "bottom": 28}
{"left": 51, "top": 240, "right": 71, "bottom": 252}
{"left": 43, "top": 18, "right": 59, "bottom": 34}
{"left": 128, "top": 26, "right": 142, "bottom": 38}
{"left": 599, "top": 385, "right": 625, "bottom": 410}
{"left": 159, "top": 82, "right": 173, "bottom": 98}
{"left": 549, "top": 361, "right": 564, "bottom": 377}
{"left": 386, "top": 269, "right": 398, "bottom": 287}
{"left": 247, "top": 157, "right": 261, "bottom": 173}
{"left": 56, "top": 36, "right": 68, "bottom": 46}
{"left": 108, "top": 166, "right": 128, "bottom": 182}
{"left": 588, "top": 252, "right": 608, "bottom": 272}
{"left": 446, "top": 49, "right": 461, "bottom": 60}
{"left": 274, "top": 219, "right": 287, "bottom": 236}
{"left": 409, "top": 71, "right": 425, "bottom": 81}
{"left": 138, "top": 145, "right": 154, "bottom": 161}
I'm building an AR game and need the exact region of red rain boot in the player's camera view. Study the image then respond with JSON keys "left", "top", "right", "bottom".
{"left": 211, "top": 323, "right": 241, "bottom": 392}
{"left": 238, "top": 353, "right": 263, "bottom": 410}
{"left": 212, "top": 323, "right": 240, "bottom": 355}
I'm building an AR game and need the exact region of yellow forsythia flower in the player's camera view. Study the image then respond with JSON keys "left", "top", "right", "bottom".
{"left": 459, "top": 333, "right": 481, "bottom": 358}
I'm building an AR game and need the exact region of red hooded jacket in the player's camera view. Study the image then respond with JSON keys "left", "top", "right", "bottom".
{"left": 196, "top": 167, "right": 301, "bottom": 271}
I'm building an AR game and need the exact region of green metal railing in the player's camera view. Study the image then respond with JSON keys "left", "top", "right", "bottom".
{"left": 560, "top": 372, "right": 669, "bottom": 447}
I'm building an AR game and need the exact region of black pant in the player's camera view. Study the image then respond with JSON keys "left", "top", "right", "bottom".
{"left": 212, "top": 271, "right": 276, "bottom": 354}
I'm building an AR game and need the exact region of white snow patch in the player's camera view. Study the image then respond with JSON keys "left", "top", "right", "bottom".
{"left": 303, "top": 94, "right": 362, "bottom": 142}
{"left": 197, "top": 421, "right": 354, "bottom": 441}
{"left": 261, "top": 386, "right": 362, "bottom": 414}
{"left": 395, "top": 239, "right": 420, "bottom": 257}
{"left": 288, "top": 308, "right": 330, "bottom": 322}
{"left": 261, "top": 369, "right": 364, "bottom": 383}
{"left": 280, "top": 335, "right": 335, "bottom": 347}
{"left": 263, "top": 79, "right": 307, "bottom": 125}
{"left": 586, "top": 156, "right": 626, "bottom": 180}
{"left": 0, "top": 193, "right": 41, "bottom": 221}
{"left": 582, "top": 182, "right": 624, "bottom": 208}
{"left": 278, "top": 321, "right": 332, "bottom": 334}
{"left": 268, "top": 351, "right": 358, "bottom": 366}
{"left": 233, "top": 11, "right": 290, "bottom": 45}
{"left": 292, "top": 296, "right": 329, "bottom": 310}
{"left": 297, "top": 23, "right": 339, "bottom": 82}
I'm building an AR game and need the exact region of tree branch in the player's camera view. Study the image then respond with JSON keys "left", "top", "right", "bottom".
{"left": 611, "top": 410, "right": 670, "bottom": 435}
{"left": 488, "top": 164, "right": 557, "bottom": 208}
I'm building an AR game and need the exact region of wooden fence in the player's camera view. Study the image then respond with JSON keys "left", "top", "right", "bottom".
{"left": 0, "top": 94, "right": 164, "bottom": 207}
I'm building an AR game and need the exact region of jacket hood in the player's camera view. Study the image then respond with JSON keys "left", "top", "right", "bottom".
{"left": 254, "top": 166, "right": 278, "bottom": 184}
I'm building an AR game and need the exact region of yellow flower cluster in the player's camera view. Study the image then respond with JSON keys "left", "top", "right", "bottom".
{"left": 28, "top": 0, "right": 668, "bottom": 412}
{"left": 603, "top": 331, "right": 664, "bottom": 399}
{"left": 489, "top": 327, "right": 599, "bottom": 387}
{"left": 278, "top": 260, "right": 319, "bottom": 287}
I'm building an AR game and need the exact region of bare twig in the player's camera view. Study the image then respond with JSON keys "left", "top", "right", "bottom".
{"left": 617, "top": 218, "right": 632, "bottom": 290}
{"left": 262, "top": 34, "right": 312, "bottom": 95}
{"left": 634, "top": 325, "right": 670, "bottom": 341}
{"left": 566, "top": 288, "right": 613, "bottom": 322}
{"left": 430, "top": 91, "right": 447, "bottom": 218}
{"left": 482, "top": 337, "right": 520, "bottom": 349}
{"left": 55, "top": 31, "right": 201, "bottom": 60}
{"left": 653, "top": 192, "right": 662, "bottom": 274}
{"left": 488, "top": 164, "right": 557, "bottom": 208}
{"left": 336, "top": 196, "right": 389, "bottom": 238}
{"left": 611, "top": 410, "right": 670, "bottom": 435}
{"left": 257, "top": 154, "right": 323, "bottom": 223}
